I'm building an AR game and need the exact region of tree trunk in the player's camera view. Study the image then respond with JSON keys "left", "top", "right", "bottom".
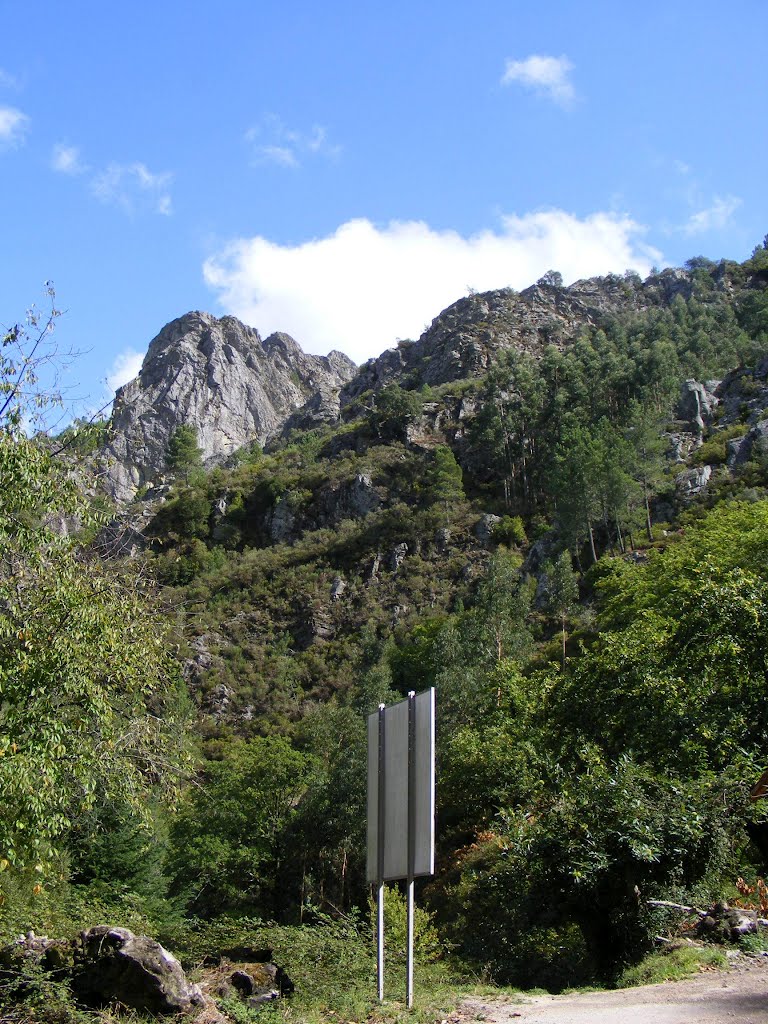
{"left": 561, "top": 615, "right": 567, "bottom": 672}
{"left": 587, "top": 520, "right": 598, "bottom": 564}
{"left": 643, "top": 481, "right": 653, "bottom": 542}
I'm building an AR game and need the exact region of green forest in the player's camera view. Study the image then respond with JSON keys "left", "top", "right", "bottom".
{"left": 3, "top": 241, "right": 768, "bottom": 1021}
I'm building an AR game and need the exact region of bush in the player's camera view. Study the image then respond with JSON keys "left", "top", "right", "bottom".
{"left": 491, "top": 515, "right": 527, "bottom": 546}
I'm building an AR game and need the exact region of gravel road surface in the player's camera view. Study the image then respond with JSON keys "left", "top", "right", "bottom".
{"left": 457, "top": 958, "right": 768, "bottom": 1024}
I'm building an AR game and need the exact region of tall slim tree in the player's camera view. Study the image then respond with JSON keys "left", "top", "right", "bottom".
{"left": 166, "top": 423, "right": 203, "bottom": 481}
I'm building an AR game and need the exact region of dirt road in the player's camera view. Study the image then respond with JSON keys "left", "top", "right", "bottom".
{"left": 459, "top": 958, "right": 768, "bottom": 1024}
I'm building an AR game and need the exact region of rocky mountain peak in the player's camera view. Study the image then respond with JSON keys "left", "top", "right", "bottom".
{"left": 100, "top": 312, "right": 356, "bottom": 500}
{"left": 340, "top": 268, "right": 698, "bottom": 404}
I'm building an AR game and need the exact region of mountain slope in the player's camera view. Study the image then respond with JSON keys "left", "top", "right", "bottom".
{"left": 100, "top": 311, "right": 356, "bottom": 499}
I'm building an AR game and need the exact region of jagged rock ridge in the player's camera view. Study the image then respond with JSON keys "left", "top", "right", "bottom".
{"left": 341, "top": 267, "right": 697, "bottom": 402}
{"left": 101, "top": 311, "right": 356, "bottom": 499}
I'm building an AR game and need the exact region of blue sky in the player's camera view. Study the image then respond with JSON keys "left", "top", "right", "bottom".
{"left": 1, "top": 0, "right": 766, "bottom": 419}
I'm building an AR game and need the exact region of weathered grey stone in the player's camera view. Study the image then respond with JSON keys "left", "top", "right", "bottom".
{"left": 100, "top": 312, "right": 355, "bottom": 501}
{"left": 330, "top": 576, "right": 347, "bottom": 601}
{"left": 435, "top": 527, "right": 451, "bottom": 551}
{"left": 696, "top": 902, "right": 758, "bottom": 942}
{"left": 522, "top": 531, "right": 559, "bottom": 583}
{"left": 202, "top": 683, "right": 235, "bottom": 721}
{"left": 391, "top": 603, "right": 409, "bottom": 625}
{"left": 347, "top": 473, "right": 381, "bottom": 516}
{"left": 341, "top": 268, "right": 696, "bottom": 402}
{"left": 73, "top": 926, "right": 203, "bottom": 1015}
{"left": 666, "top": 431, "right": 700, "bottom": 463}
{"left": 675, "top": 465, "right": 712, "bottom": 499}
{"left": 475, "top": 513, "right": 502, "bottom": 547}
{"left": 269, "top": 496, "right": 296, "bottom": 543}
{"left": 320, "top": 473, "right": 382, "bottom": 524}
{"left": 678, "top": 379, "right": 719, "bottom": 433}
{"left": 388, "top": 543, "right": 409, "bottom": 571}
{"left": 727, "top": 419, "right": 768, "bottom": 467}
{"left": 727, "top": 435, "right": 749, "bottom": 467}
{"left": 92, "top": 520, "right": 147, "bottom": 558}
{"left": 366, "top": 552, "right": 382, "bottom": 583}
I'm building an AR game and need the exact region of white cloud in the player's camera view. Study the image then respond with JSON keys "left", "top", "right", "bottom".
{"left": 51, "top": 143, "right": 87, "bottom": 175}
{"left": 203, "top": 210, "right": 660, "bottom": 365}
{"left": 91, "top": 161, "right": 173, "bottom": 215}
{"left": 0, "top": 105, "right": 29, "bottom": 147}
{"left": 246, "top": 114, "right": 340, "bottom": 168}
{"left": 0, "top": 68, "right": 19, "bottom": 89}
{"left": 501, "top": 54, "right": 575, "bottom": 107}
{"left": 258, "top": 144, "right": 298, "bottom": 168}
{"left": 683, "top": 195, "right": 741, "bottom": 236}
{"left": 107, "top": 348, "right": 145, "bottom": 393}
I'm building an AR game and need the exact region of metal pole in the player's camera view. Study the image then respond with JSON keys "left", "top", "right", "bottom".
{"left": 406, "top": 691, "right": 416, "bottom": 1009}
{"left": 377, "top": 703, "right": 386, "bottom": 1002}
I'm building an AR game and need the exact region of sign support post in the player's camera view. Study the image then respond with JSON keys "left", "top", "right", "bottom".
{"left": 367, "top": 687, "right": 435, "bottom": 1011}
{"left": 377, "top": 703, "right": 386, "bottom": 1003}
{"left": 406, "top": 691, "right": 416, "bottom": 1009}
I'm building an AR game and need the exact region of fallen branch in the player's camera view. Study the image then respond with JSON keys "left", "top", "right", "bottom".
{"left": 647, "top": 900, "right": 706, "bottom": 917}
{"left": 648, "top": 899, "right": 768, "bottom": 928}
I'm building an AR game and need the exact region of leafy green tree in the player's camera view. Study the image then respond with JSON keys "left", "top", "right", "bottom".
{"left": 549, "top": 421, "right": 602, "bottom": 563}
{"left": 0, "top": 489, "right": 191, "bottom": 891}
{"left": 471, "top": 353, "right": 545, "bottom": 510}
{"left": 1, "top": 285, "right": 63, "bottom": 432}
{"left": 473, "top": 549, "right": 534, "bottom": 665}
{"left": 0, "top": 300, "right": 191, "bottom": 920}
{"left": 367, "top": 384, "right": 422, "bottom": 441}
{"left": 545, "top": 550, "right": 579, "bottom": 670}
{"left": 168, "top": 736, "right": 316, "bottom": 917}
{"left": 285, "top": 703, "right": 370, "bottom": 912}
{"left": 625, "top": 402, "right": 667, "bottom": 541}
{"left": 166, "top": 423, "right": 203, "bottom": 480}
{"left": 422, "top": 445, "right": 464, "bottom": 522}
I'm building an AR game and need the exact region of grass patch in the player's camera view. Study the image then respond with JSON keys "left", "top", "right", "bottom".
{"left": 614, "top": 944, "right": 727, "bottom": 988}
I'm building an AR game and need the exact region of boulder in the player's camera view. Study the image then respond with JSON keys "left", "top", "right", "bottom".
{"left": 675, "top": 465, "right": 712, "bottom": 499}
{"left": 73, "top": 926, "right": 203, "bottom": 1015}
{"left": 475, "top": 513, "right": 502, "bottom": 547}
{"left": 211, "top": 961, "right": 294, "bottom": 1006}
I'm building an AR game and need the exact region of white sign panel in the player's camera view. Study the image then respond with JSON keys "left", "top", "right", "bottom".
{"left": 366, "top": 688, "right": 435, "bottom": 883}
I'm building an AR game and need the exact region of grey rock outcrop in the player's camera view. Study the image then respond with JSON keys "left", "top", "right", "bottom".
{"left": 675, "top": 465, "right": 713, "bottom": 499}
{"left": 100, "top": 312, "right": 355, "bottom": 501}
{"left": 319, "top": 472, "right": 382, "bottom": 524}
{"left": 475, "top": 513, "right": 502, "bottom": 547}
{"left": 678, "top": 379, "right": 719, "bottom": 433}
{"left": 73, "top": 926, "right": 203, "bottom": 1014}
{"left": 726, "top": 419, "right": 768, "bottom": 467}
{"left": 341, "top": 268, "right": 697, "bottom": 403}
{"left": 388, "top": 543, "right": 408, "bottom": 571}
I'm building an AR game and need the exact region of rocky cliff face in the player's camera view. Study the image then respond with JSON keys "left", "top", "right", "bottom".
{"left": 341, "top": 267, "right": 697, "bottom": 403}
{"left": 100, "top": 312, "right": 356, "bottom": 500}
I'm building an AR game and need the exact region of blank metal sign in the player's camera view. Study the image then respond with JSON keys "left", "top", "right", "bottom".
{"left": 366, "top": 688, "right": 435, "bottom": 883}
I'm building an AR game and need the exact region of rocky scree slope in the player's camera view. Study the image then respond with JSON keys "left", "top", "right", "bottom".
{"left": 100, "top": 311, "right": 356, "bottom": 500}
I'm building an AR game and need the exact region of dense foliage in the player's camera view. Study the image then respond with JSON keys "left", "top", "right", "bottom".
{"left": 4, "top": 243, "right": 768, "bottom": 1020}
{"left": 0, "top": 304, "right": 191, "bottom": 941}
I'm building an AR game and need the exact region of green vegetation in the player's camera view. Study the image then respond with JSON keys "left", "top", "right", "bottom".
{"left": 615, "top": 945, "right": 728, "bottom": 988}
{"left": 167, "top": 423, "right": 204, "bottom": 480}
{"left": 4, "top": 244, "right": 768, "bottom": 1021}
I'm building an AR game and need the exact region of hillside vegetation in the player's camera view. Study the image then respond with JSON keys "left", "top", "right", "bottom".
{"left": 2, "top": 241, "right": 768, "bottom": 1019}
